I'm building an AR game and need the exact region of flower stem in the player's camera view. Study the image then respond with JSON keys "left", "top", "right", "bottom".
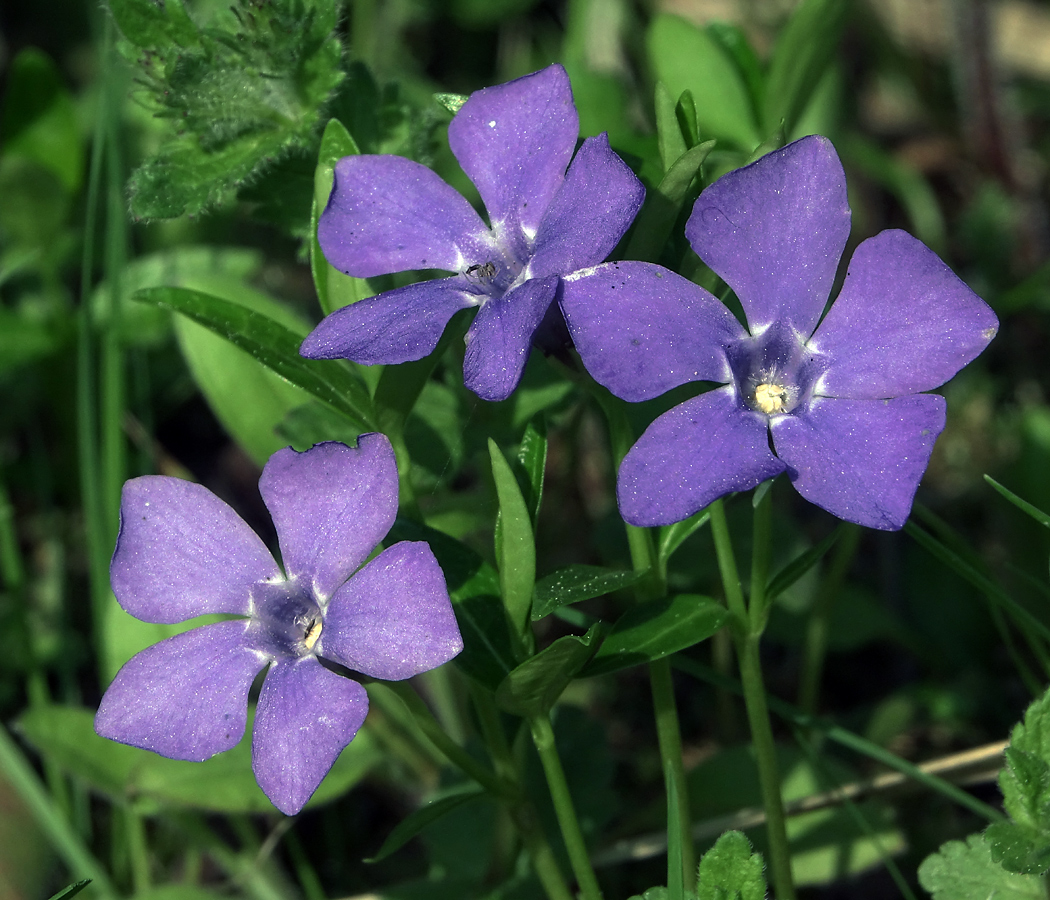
{"left": 471, "top": 687, "right": 575, "bottom": 900}
{"left": 595, "top": 387, "right": 695, "bottom": 890}
{"left": 529, "top": 712, "right": 604, "bottom": 900}
{"left": 384, "top": 681, "right": 511, "bottom": 799}
{"left": 708, "top": 498, "right": 796, "bottom": 900}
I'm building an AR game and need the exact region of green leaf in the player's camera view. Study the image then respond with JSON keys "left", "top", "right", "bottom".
{"left": 705, "top": 22, "right": 764, "bottom": 126}
{"left": 1001, "top": 688, "right": 1050, "bottom": 829}
{"left": 647, "top": 14, "right": 759, "bottom": 150}
{"left": 765, "top": 526, "right": 842, "bottom": 603}
{"left": 762, "top": 0, "right": 849, "bottom": 136}
{"left": 583, "top": 594, "right": 728, "bottom": 677}
{"left": 986, "top": 821, "right": 1050, "bottom": 875}
{"left": 696, "top": 831, "right": 766, "bottom": 900}
{"left": 134, "top": 286, "right": 375, "bottom": 432}
{"left": 489, "top": 439, "right": 536, "bottom": 640}
{"left": 386, "top": 519, "right": 516, "bottom": 689}
{"left": 918, "top": 834, "right": 1045, "bottom": 900}
{"left": 655, "top": 82, "right": 688, "bottom": 174}
{"left": 532, "top": 565, "right": 644, "bottom": 621}
{"left": 45, "top": 882, "right": 92, "bottom": 900}
{"left": 434, "top": 93, "right": 469, "bottom": 115}
{"left": 659, "top": 507, "right": 712, "bottom": 568}
{"left": 985, "top": 475, "right": 1050, "bottom": 530}
{"left": 496, "top": 625, "right": 603, "bottom": 717}
{"left": 171, "top": 282, "right": 317, "bottom": 466}
{"left": 18, "top": 704, "right": 380, "bottom": 814}
{"left": 516, "top": 417, "right": 548, "bottom": 529}
{"left": 310, "top": 118, "right": 371, "bottom": 316}
{"left": 2, "top": 49, "right": 84, "bottom": 193}
{"left": 109, "top": 0, "right": 197, "bottom": 47}
{"left": 625, "top": 140, "right": 715, "bottom": 263}
{"left": 134, "top": 887, "right": 228, "bottom": 900}
{"left": 366, "top": 787, "right": 486, "bottom": 862}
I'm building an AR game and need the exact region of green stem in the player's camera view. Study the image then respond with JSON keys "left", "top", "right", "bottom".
{"left": 797, "top": 524, "right": 861, "bottom": 714}
{"left": 529, "top": 713, "right": 604, "bottom": 900}
{"left": 650, "top": 657, "right": 694, "bottom": 892}
{"left": 708, "top": 498, "right": 796, "bottom": 900}
{"left": 472, "top": 688, "right": 574, "bottom": 900}
{"left": 384, "top": 681, "right": 510, "bottom": 799}
{"left": 594, "top": 387, "right": 695, "bottom": 889}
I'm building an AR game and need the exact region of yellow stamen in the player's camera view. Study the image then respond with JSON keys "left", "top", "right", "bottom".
{"left": 303, "top": 618, "right": 323, "bottom": 651}
{"left": 754, "top": 382, "right": 789, "bottom": 415}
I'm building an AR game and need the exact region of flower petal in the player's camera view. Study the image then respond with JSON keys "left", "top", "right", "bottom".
{"left": 528, "top": 134, "right": 645, "bottom": 278}
{"left": 252, "top": 657, "right": 368, "bottom": 815}
{"left": 95, "top": 621, "right": 265, "bottom": 760}
{"left": 463, "top": 274, "right": 559, "bottom": 401}
{"left": 322, "top": 542, "right": 462, "bottom": 681}
{"left": 770, "top": 394, "right": 946, "bottom": 530}
{"left": 299, "top": 277, "right": 475, "bottom": 365}
{"left": 110, "top": 477, "right": 280, "bottom": 624}
{"left": 685, "top": 135, "right": 850, "bottom": 335}
{"left": 561, "top": 261, "right": 743, "bottom": 402}
{"left": 809, "top": 230, "right": 999, "bottom": 399}
{"left": 449, "top": 65, "right": 577, "bottom": 241}
{"left": 259, "top": 437, "right": 398, "bottom": 601}
{"left": 318, "top": 155, "right": 495, "bottom": 277}
{"left": 617, "top": 386, "right": 786, "bottom": 526}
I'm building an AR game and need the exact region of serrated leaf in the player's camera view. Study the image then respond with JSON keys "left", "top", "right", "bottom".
{"left": 496, "top": 625, "right": 602, "bottom": 717}
{"left": 762, "top": 0, "right": 849, "bottom": 136}
{"left": 489, "top": 439, "right": 536, "bottom": 640}
{"left": 987, "top": 820, "right": 1050, "bottom": 875}
{"left": 1002, "top": 689, "right": 1050, "bottom": 828}
{"left": 109, "top": 0, "right": 197, "bottom": 47}
{"left": 532, "top": 565, "right": 643, "bottom": 621}
{"left": 516, "top": 417, "right": 548, "bottom": 528}
{"left": 696, "top": 831, "right": 765, "bottom": 900}
{"left": 582, "top": 594, "right": 728, "bottom": 677}
{"left": 647, "top": 14, "right": 759, "bottom": 150}
{"left": 386, "top": 519, "right": 516, "bottom": 689}
{"left": 918, "top": 834, "right": 1044, "bottom": 900}
{"left": 310, "top": 117, "right": 371, "bottom": 316}
{"left": 765, "top": 526, "right": 842, "bottom": 602}
{"left": 366, "top": 787, "right": 486, "bottom": 863}
{"left": 134, "top": 286, "right": 375, "bottom": 431}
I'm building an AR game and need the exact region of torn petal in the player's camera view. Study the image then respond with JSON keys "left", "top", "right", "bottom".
{"left": 259, "top": 437, "right": 399, "bottom": 602}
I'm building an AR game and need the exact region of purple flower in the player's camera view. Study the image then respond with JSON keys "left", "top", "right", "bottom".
{"left": 561, "top": 136, "right": 998, "bottom": 531}
{"left": 299, "top": 64, "right": 644, "bottom": 402}
{"left": 95, "top": 435, "right": 462, "bottom": 815}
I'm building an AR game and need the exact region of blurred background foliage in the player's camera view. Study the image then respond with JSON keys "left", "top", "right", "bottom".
{"left": 1, "top": 0, "right": 1049, "bottom": 898}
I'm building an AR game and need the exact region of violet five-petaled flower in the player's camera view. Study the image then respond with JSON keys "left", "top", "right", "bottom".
{"left": 299, "top": 64, "right": 644, "bottom": 402}
{"left": 561, "top": 135, "right": 999, "bottom": 531}
{"left": 95, "top": 435, "right": 462, "bottom": 815}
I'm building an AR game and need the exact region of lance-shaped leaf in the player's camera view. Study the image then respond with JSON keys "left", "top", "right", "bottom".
{"left": 625, "top": 138, "right": 715, "bottom": 263}
{"left": 532, "top": 565, "right": 644, "bottom": 621}
{"left": 134, "top": 286, "right": 375, "bottom": 430}
{"left": 489, "top": 439, "right": 536, "bottom": 641}
{"left": 495, "top": 624, "right": 603, "bottom": 717}
{"left": 655, "top": 82, "right": 687, "bottom": 174}
{"left": 658, "top": 507, "right": 712, "bottom": 569}
{"left": 310, "top": 118, "right": 372, "bottom": 316}
{"left": 46, "top": 882, "right": 93, "bottom": 900}
{"left": 366, "top": 787, "right": 488, "bottom": 862}
{"left": 762, "top": 0, "right": 849, "bottom": 136}
{"left": 582, "top": 594, "right": 728, "bottom": 677}
{"left": 516, "top": 416, "right": 547, "bottom": 528}
{"left": 765, "top": 526, "right": 842, "bottom": 603}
